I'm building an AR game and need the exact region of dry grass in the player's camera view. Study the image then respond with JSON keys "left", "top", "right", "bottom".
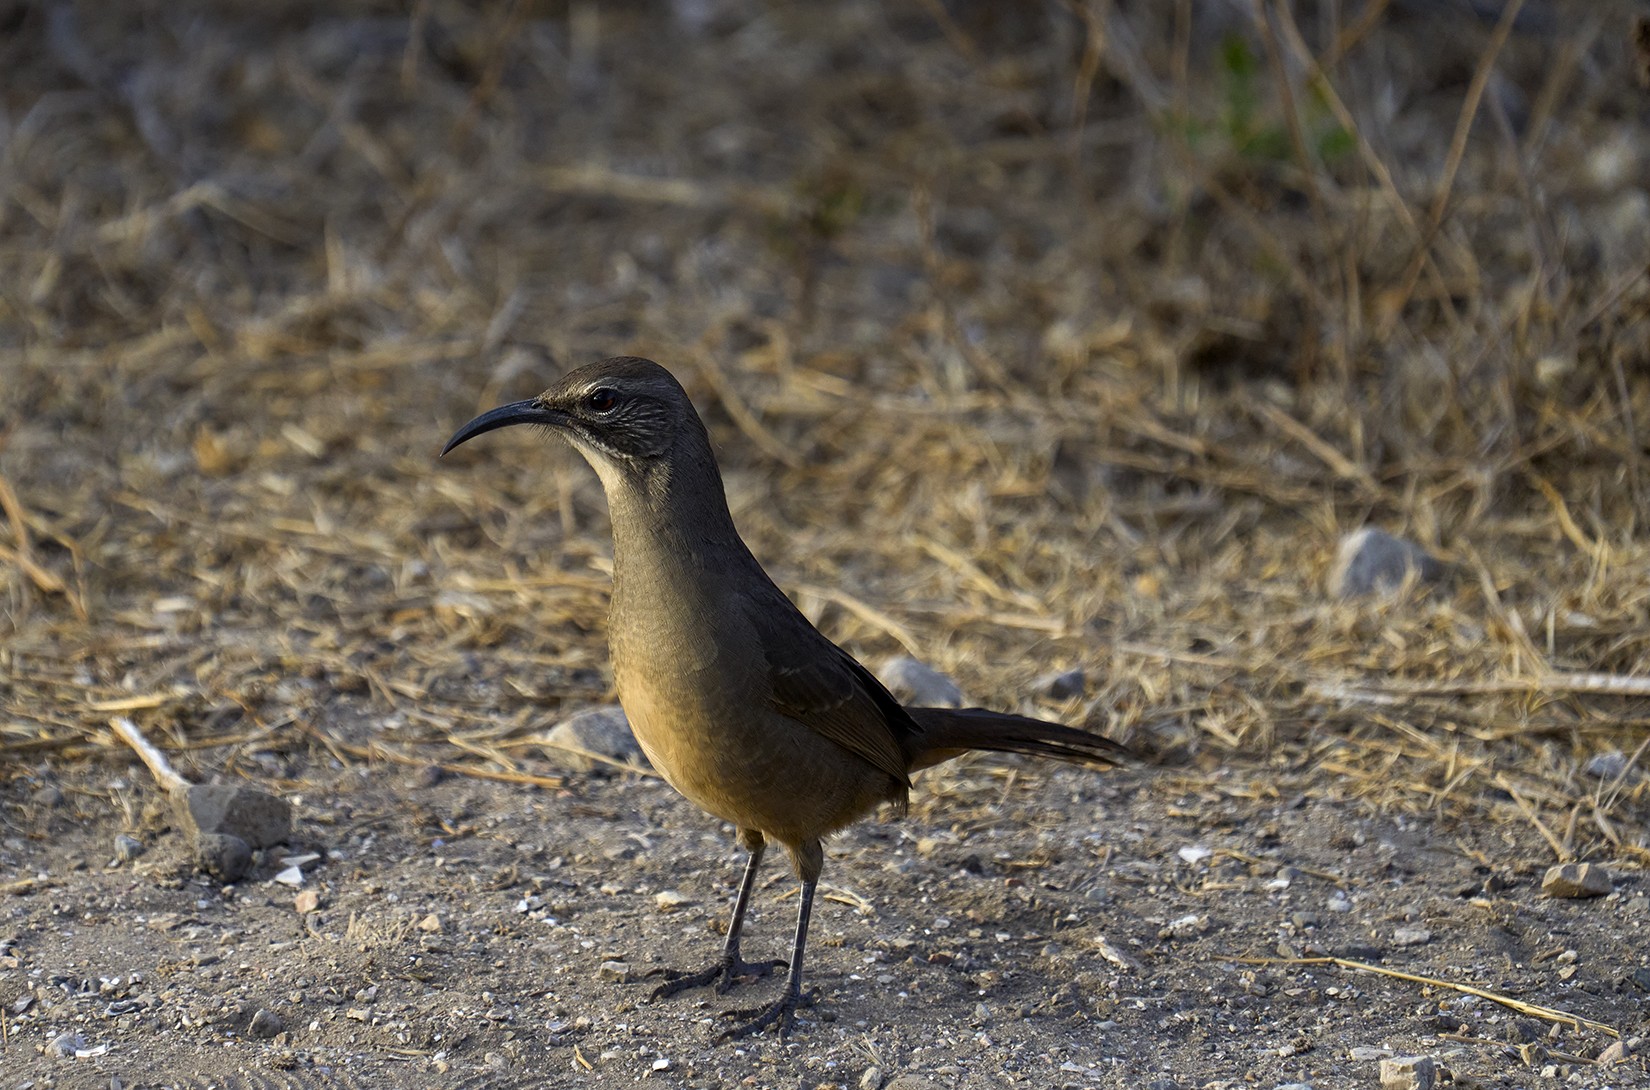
{"left": 2, "top": 1, "right": 1647, "bottom": 859}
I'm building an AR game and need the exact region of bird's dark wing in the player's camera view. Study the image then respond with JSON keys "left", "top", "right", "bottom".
{"left": 740, "top": 586, "right": 916, "bottom": 787}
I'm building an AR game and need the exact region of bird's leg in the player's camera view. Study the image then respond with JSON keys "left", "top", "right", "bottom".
{"left": 651, "top": 831, "right": 785, "bottom": 999}
{"left": 718, "top": 841, "right": 821, "bottom": 1040}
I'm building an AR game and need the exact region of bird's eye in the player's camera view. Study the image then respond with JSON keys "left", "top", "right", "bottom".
{"left": 585, "top": 387, "right": 619, "bottom": 413}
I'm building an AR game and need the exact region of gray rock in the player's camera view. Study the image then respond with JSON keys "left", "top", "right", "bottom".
{"left": 196, "top": 833, "right": 253, "bottom": 883}
{"left": 1541, "top": 862, "right": 1612, "bottom": 898}
{"left": 878, "top": 656, "right": 963, "bottom": 707}
{"left": 597, "top": 960, "right": 631, "bottom": 983}
{"left": 1327, "top": 528, "right": 1445, "bottom": 598}
{"left": 1379, "top": 1055, "right": 1437, "bottom": 1090}
{"left": 1036, "top": 668, "right": 1087, "bottom": 700}
{"left": 31, "top": 784, "right": 64, "bottom": 809}
{"left": 859, "top": 1067, "right": 885, "bottom": 1090}
{"left": 885, "top": 1079, "right": 940, "bottom": 1090}
{"left": 113, "top": 834, "right": 145, "bottom": 864}
{"left": 172, "top": 784, "right": 290, "bottom": 849}
{"left": 1392, "top": 926, "right": 1432, "bottom": 947}
{"left": 1584, "top": 750, "right": 1637, "bottom": 780}
{"left": 248, "top": 1007, "right": 282, "bottom": 1038}
{"left": 49, "top": 1031, "right": 84, "bottom": 1058}
{"left": 544, "top": 705, "right": 649, "bottom": 772}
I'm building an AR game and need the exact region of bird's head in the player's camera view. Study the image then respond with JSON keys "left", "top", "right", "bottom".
{"left": 443, "top": 356, "right": 705, "bottom": 481}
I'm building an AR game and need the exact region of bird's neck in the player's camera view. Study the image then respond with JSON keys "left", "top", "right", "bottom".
{"left": 601, "top": 444, "right": 749, "bottom": 585}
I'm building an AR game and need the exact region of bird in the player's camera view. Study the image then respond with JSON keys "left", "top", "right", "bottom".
{"left": 443, "top": 356, "right": 1125, "bottom": 1039}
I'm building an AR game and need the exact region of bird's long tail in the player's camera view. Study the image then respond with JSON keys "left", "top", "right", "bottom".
{"left": 901, "top": 706, "right": 1128, "bottom": 772}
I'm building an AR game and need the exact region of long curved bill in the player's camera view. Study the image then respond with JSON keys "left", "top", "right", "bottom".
{"left": 442, "top": 399, "right": 563, "bottom": 456}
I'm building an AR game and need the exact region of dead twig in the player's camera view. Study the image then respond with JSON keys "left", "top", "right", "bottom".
{"left": 1308, "top": 671, "right": 1650, "bottom": 703}
{"left": 1220, "top": 954, "right": 1619, "bottom": 1038}
{"left": 109, "top": 716, "right": 190, "bottom": 794}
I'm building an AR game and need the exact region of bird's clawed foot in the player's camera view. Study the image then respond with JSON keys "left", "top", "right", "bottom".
{"left": 716, "top": 987, "right": 818, "bottom": 1041}
{"left": 648, "top": 955, "right": 787, "bottom": 1000}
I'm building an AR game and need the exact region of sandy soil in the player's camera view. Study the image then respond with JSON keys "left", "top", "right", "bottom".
{"left": 3, "top": 751, "right": 1645, "bottom": 1088}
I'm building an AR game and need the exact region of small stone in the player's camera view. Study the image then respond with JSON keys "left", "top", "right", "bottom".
{"left": 1164, "top": 913, "right": 1206, "bottom": 938}
{"left": 877, "top": 656, "right": 964, "bottom": 708}
{"left": 543, "top": 705, "right": 648, "bottom": 773}
{"left": 1379, "top": 1055, "right": 1436, "bottom": 1090}
{"left": 248, "top": 1007, "right": 282, "bottom": 1038}
{"left": 1584, "top": 751, "right": 1635, "bottom": 780}
{"left": 1596, "top": 1039, "right": 1631, "bottom": 1064}
{"left": 31, "top": 785, "right": 64, "bottom": 809}
{"left": 49, "top": 1031, "right": 84, "bottom": 1058}
{"left": 1392, "top": 926, "right": 1432, "bottom": 947}
{"left": 1146, "top": 1080, "right": 1181, "bottom": 1090}
{"left": 1533, "top": 355, "right": 1574, "bottom": 389}
{"left": 598, "top": 960, "right": 630, "bottom": 983}
{"left": 113, "top": 834, "right": 145, "bottom": 864}
{"left": 885, "top": 1079, "right": 940, "bottom": 1090}
{"left": 1035, "top": 668, "right": 1087, "bottom": 700}
{"left": 1328, "top": 528, "right": 1445, "bottom": 598}
{"left": 653, "top": 889, "right": 691, "bottom": 911}
{"left": 1541, "top": 862, "right": 1612, "bottom": 898}
{"left": 293, "top": 889, "right": 321, "bottom": 914}
{"left": 651, "top": 1058, "right": 669, "bottom": 1071}
{"left": 1093, "top": 933, "right": 1142, "bottom": 972}
{"left": 417, "top": 913, "right": 443, "bottom": 932}
{"left": 1177, "top": 845, "right": 1213, "bottom": 864}
{"left": 196, "top": 833, "right": 253, "bottom": 883}
{"left": 172, "top": 784, "right": 291, "bottom": 849}
{"left": 1349, "top": 1046, "right": 1393, "bottom": 1061}
{"left": 860, "top": 1066, "right": 885, "bottom": 1090}
{"left": 273, "top": 865, "right": 305, "bottom": 887}
{"left": 1275, "top": 1084, "right": 1314, "bottom": 1090}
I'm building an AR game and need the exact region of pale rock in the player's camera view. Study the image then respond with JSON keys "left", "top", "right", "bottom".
{"left": 877, "top": 657, "right": 964, "bottom": 707}
{"left": 1541, "top": 862, "right": 1612, "bottom": 898}
{"left": 1379, "top": 1055, "right": 1436, "bottom": 1090}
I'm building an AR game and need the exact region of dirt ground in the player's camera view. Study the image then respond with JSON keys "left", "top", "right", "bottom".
{"left": 2, "top": 753, "right": 1646, "bottom": 1089}
{"left": 3, "top": 2, "right": 1649, "bottom": 1088}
